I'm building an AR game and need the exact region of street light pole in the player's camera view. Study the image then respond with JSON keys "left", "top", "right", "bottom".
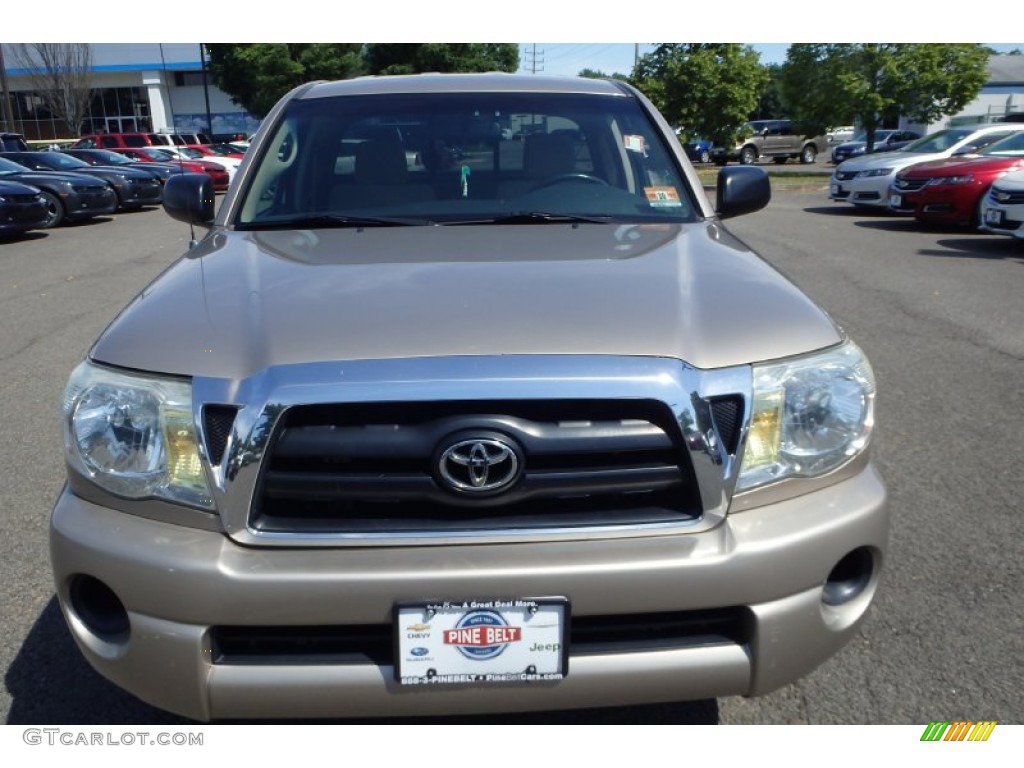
{"left": 200, "top": 43, "right": 212, "bottom": 138}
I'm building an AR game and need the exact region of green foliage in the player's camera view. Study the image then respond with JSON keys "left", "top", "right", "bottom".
{"left": 362, "top": 44, "right": 519, "bottom": 76}
{"left": 752, "top": 64, "right": 785, "bottom": 120}
{"left": 208, "top": 44, "right": 519, "bottom": 119}
{"left": 631, "top": 44, "right": 768, "bottom": 147}
{"left": 780, "top": 44, "right": 990, "bottom": 149}
{"left": 578, "top": 67, "right": 630, "bottom": 81}
{"left": 206, "top": 44, "right": 362, "bottom": 117}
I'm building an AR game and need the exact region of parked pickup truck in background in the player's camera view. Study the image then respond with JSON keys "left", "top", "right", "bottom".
{"left": 713, "top": 119, "right": 828, "bottom": 165}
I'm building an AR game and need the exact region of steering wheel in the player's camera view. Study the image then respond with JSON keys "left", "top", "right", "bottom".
{"left": 531, "top": 173, "right": 610, "bottom": 192}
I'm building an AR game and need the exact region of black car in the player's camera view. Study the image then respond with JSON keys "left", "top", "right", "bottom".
{"left": 61, "top": 148, "right": 185, "bottom": 185}
{"left": 0, "top": 151, "right": 162, "bottom": 210}
{"left": 0, "top": 156, "right": 117, "bottom": 228}
{"left": 830, "top": 130, "right": 922, "bottom": 164}
{"left": 0, "top": 179, "right": 49, "bottom": 237}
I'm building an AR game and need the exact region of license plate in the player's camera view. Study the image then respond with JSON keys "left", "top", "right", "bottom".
{"left": 890, "top": 193, "right": 902, "bottom": 207}
{"left": 395, "top": 598, "right": 568, "bottom": 685}
{"left": 831, "top": 183, "right": 842, "bottom": 195}
{"left": 985, "top": 209, "right": 1004, "bottom": 225}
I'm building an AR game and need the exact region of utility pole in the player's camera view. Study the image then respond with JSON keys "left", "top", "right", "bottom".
{"left": 525, "top": 44, "right": 544, "bottom": 75}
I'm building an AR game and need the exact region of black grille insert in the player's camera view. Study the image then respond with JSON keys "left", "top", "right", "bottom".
{"left": 203, "top": 405, "right": 238, "bottom": 466}
{"left": 251, "top": 400, "right": 704, "bottom": 534}
{"left": 210, "top": 608, "right": 750, "bottom": 666}
{"left": 710, "top": 396, "right": 744, "bottom": 455}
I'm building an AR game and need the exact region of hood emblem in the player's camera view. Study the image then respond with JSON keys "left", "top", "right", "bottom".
{"left": 438, "top": 438, "right": 520, "bottom": 494}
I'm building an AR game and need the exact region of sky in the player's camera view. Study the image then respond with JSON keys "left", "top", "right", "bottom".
{"left": 515, "top": 43, "right": 1024, "bottom": 78}
{"left": 12, "top": 0, "right": 1024, "bottom": 70}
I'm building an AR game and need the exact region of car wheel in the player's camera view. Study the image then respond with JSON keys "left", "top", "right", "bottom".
{"left": 800, "top": 145, "right": 817, "bottom": 164}
{"left": 698, "top": 149, "right": 710, "bottom": 164}
{"left": 39, "top": 190, "right": 65, "bottom": 228}
{"left": 971, "top": 193, "right": 988, "bottom": 230}
{"left": 740, "top": 146, "right": 758, "bottom": 165}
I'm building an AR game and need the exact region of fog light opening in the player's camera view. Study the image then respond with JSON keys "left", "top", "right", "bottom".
{"left": 822, "top": 548, "right": 874, "bottom": 607}
{"left": 69, "top": 574, "right": 130, "bottom": 643}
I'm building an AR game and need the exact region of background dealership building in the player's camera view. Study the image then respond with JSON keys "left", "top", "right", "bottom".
{"left": 0, "top": 43, "right": 260, "bottom": 141}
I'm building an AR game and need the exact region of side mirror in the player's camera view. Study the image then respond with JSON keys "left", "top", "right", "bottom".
{"left": 163, "top": 173, "right": 215, "bottom": 225}
{"left": 716, "top": 166, "right": 771, "bottom": 219}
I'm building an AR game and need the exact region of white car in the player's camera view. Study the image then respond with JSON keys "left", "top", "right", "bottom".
{"left": 829, "top": 124, "right": 1023, "bottom": 208}
{"left": 152, "top": 145, "right": 242, "bottom": 180}
{"left": 979, "top": 167, "right": 1024, "bottom": 239}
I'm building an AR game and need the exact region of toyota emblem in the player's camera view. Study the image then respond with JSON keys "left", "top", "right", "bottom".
{"left": 437, "top": 438, "right": 521, "bottom": 494}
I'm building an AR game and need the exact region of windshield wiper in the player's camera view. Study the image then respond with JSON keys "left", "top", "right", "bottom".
{"left": 444, "top": 211, "right": 613, "bottom": 226}
{"left": 237, "top": 213, "right": 429, "bottom": 230}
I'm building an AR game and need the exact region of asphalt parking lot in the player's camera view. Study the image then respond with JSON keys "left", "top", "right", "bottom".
{"left": 1, "top": 188, "right": 1021, "bottom": 724}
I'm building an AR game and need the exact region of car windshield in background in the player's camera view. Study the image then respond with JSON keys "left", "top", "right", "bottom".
{"left": 982, "top": 131, "right": 1024, "bottom": 156}
{"left": 235, "top": 91, "right": 698, "bottom": 227}
{"left": 901, "top": 129, "right": 975, "bottom": 154}
{"left": 87, "top": 151, "right": 135, "bottom": 165}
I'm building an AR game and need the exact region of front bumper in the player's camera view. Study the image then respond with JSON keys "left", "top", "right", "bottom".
{"left": 979, "top": 199, "right": 1024, "bottom": 238}
{"left": 830, "top": 174, "right": 892, "bottom": 206}
{"left": 66, "top": 188, "right": 118, "bottom": 220}
{"left": 51, "top": 464, "right": 888, "bottom": 721}
{"left": 889, "top": 185, "right": 980, "bottom": 225}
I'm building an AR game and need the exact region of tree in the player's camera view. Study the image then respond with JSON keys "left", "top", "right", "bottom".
{"left": 362, "top": 44, "right": 519, "bottom": 76}
{"left": 9, "top": 44, "right": 94, "bottom": 136}
{"left": 631, "top": 44, "right": 767, "bottom": 146}
{"left": 206, "top": 44, "right": 363, "bottom": 118}
{"left": 578, "top": 67, "right": 630, "bottom": 81}
{"left": 751, "top": 63, "right": 785, "bottom": 120}
{"left": 780, "top": 44, "right": 990, "bottom": 151}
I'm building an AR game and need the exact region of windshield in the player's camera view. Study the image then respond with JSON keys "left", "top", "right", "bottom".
{"left": 981, "top": 130, "right": 1024, "bottom": 157}
{"left": 235, "top": 91, "right": 698, "bottom": 227}
{"left": 901, "top": 129, "right": 977, "bottom": 154}
{"left": 852, "top": 130, "right": 894, "bottom": 143}
{"left": 16, "top": 153, "right": 89, "bottom": 170}
{"left": 206, "top": 144, "right": 239, "bottom": 156}
{"left": 0, "top": 157, "right": 31, "bottom": 174}
{"left": 90, "top": 151, "right": 133, "bottom": 165}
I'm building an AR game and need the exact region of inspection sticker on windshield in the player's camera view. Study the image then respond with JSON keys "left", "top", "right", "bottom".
{"left": 624, "top": 134, "right": 647, "bottom": 154}
{"left": 395, "top": 598, "right": 568, "bottom": 685}
{"left": 645, "top": 186, "right": 683, "bottom": 207}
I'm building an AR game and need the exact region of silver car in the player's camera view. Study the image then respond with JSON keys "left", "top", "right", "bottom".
{"left": 53, "top": 74, "right": 887, "bottom": 721}
{"left": 829, "top": 124, "right": 1022, "bottom": 207}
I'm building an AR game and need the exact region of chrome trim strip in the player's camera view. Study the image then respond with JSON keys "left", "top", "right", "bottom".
{"left": 191, "top": 355, "right": 752, "bottom": 547}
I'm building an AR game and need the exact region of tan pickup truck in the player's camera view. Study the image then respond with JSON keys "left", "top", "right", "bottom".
{"left": 713, "top": 119, "right": 828, "bottom": 165}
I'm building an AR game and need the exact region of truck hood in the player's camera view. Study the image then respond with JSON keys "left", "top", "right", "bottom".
{"left": 91, "top": 222, "right": 842, "bottom": 380}
{"left": 838, "top": 150, "right": 949, "bottom": 172}
{"left": 900, "top": 155, "right": 1024, "bottom": 177}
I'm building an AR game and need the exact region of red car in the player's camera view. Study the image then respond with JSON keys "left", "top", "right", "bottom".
{"left": 888, "top": 130, "right": 1024, "bottom": 227}
{"left": 186, "top": 143, "right": 246, "bottom": 159}
{"left": 110, "top": 147, "right": 231, "bottom": 191}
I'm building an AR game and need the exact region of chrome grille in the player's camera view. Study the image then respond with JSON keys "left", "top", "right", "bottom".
{"left": 991, "top": 187, "right": 1024, "bottom": 204}
{"left": 894, "top": 176, "right": 927, "bottom": 191}
{"left": 251, "top": 399, "right": 703, "bottom": 534}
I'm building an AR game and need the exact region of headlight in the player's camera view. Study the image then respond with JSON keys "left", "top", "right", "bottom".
{"left": 861, "top": 168, "right": 894, "bottom": 177}
{"left": 926, "top": 175, "right": 973, "bottom": 186}
{"left": 63, "top": 360, "right": 214, "bottom": 509}
{"left": 737, "top": 342, "right": 876, "bottom": 492}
